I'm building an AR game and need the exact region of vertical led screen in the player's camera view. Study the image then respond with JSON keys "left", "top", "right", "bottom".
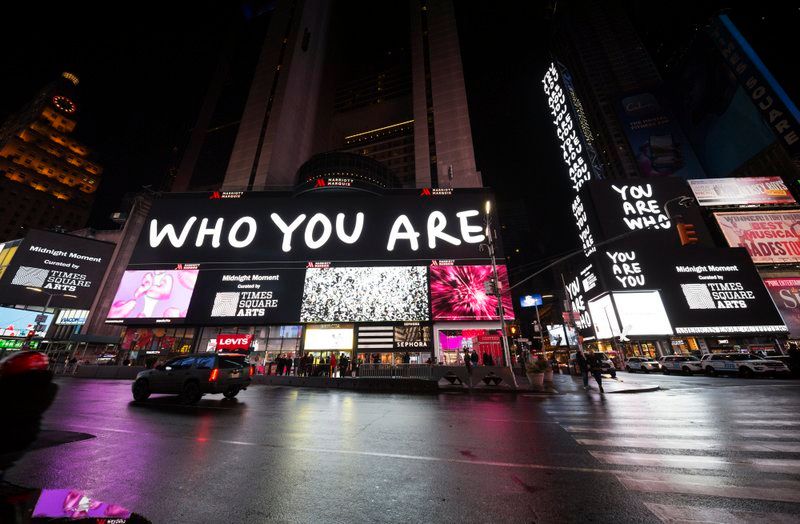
{"left": 430, "top": 265, "right": 514, "bottom": 321}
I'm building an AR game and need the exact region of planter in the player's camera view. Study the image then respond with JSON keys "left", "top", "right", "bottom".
{"left": 543, "top": 368, "right": 554, "bottom": 383}
{"left": 526, "top": 372, "right": 545, "bottom": 390}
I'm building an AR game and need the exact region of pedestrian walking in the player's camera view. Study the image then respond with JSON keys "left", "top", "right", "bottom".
{"left": 587, "top": 349, "right": 604, "bottom": 393}
{"left": 576, "top": 349, "right": 590, "bottom": 389}
{"left": 464, "top": 348, "right": 473, "bottom": 386}
{"left": 470, "top": 349, "right": 479, "bottom": 367}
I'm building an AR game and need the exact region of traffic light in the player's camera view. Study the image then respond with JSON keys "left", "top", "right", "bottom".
{"left": 508, "top": 324, "right": 518, "bottom": 336}
{"left": 677, "top": 222, "right": 699, "bottom": 246}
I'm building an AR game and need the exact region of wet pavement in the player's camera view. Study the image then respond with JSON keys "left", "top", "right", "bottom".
{"left": 5, "top": 374, "right": 800, "bottom": 523}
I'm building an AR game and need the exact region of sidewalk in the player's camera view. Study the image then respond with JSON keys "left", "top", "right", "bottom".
{"left": 547, "top": 373, "right": 660, "bottom": 394}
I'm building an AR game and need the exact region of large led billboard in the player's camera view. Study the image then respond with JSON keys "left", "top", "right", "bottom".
{"left": 0, "top": 230, "right": 115, "bottom": 309}
{"left": 586, "top": 178, "right": 712, "bottom": 247}
{"left": 128, "top": 190, "right": 499, "bottom": 265}
{"left": 430, "top": 265, "right": 514, "bottom": 321}
{"left": 301, "top": 266, "right": 428, "bottom": 322}
{"left": 190, "top": 269, "right": 304, "bottom": 325}
{"left": 688, "top": 177, "right": 796, "bottom": 207}
{"left": 714, "top": 211, "right": 800, "bottom": 264}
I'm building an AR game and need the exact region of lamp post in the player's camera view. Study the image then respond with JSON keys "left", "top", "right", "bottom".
{"left": 482, "top": 201, "right": 517, "bottom": 388}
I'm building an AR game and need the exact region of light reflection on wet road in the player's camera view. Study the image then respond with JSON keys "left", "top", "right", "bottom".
{"left": 6, "top": 376, "right": 800, "bottom": 523}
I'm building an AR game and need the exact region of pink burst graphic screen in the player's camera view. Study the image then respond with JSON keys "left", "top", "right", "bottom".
{"left": 430, "top": 265, "right": 515, "bottom": 321}
{"left": 107, "top": 269, "right": 199, "bottom": 319}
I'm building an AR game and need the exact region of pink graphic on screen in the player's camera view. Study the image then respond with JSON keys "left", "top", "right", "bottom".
{"left": 108, "top": 269, "right": 198, "bottom": 319}
{"left": 430, "top": 265, "right": 515, "bottom": 321}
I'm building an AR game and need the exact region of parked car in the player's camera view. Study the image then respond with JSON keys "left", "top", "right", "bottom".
{"left": 625, "top": 357, "right": 660, "bottom": 373}
{"left": 699, "top": 353, "right": 790, "bottom": 378}
{"left": 659, "top": 355, "right": 703, "bottom": 375}
{"left": 132, "top": 353, "right": 252, "bottom": 404}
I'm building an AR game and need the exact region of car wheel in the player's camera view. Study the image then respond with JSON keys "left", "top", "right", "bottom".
{"left": 625, "top": 366, "right": 631, "bottom": 372}
{"left": 681, "top": 366, "right": 690, "bottom": 375}
{"left": 223, "top": 387, "right": 240, "bottom": 399}
{"left": 181, "top": 381, "right": 202, "bottom": 404}
{"left": 705, "top": 366, "right": 716, "bottom": 376}
{"left": 132, "top": 379, "right": 150, "bottom": 401}
{"left": 663, "top": 367, "right": 670, "bottom": 375}
{"left": 643, "top": 368, "right": 649, "bottom": 374}
{"left": 739, "top": 367, "right": 754, "bottom": 379}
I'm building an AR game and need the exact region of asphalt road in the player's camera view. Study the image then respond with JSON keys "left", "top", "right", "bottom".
{"left": 5, "top": 373, "right": 800, "bottom": 523}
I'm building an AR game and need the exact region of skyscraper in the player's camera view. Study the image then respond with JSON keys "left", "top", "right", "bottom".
{"left": 0, "top": 72, "right": 102, "bottom": 241}
{"left": 549, "top": 0, "right": 662, "bottom": 179}
{"left": 172, "top": 0, "right": 480, "bottom": 191}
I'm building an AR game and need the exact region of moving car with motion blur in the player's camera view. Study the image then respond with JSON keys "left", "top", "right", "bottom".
{"left": 624, "top": 357, "right": 660, "bottom": 373}
{"left": 699, "top": 353, "right": 790, "bottom": 378}
{"left": 132, "top": 353, "right": 252, "bottom": 404}
{"left": 658, "top": 355, "right": 703, "bottom": 375}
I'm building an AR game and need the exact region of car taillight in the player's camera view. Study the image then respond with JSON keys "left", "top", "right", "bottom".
{"left": 209, "top": 368, "right": 219, "bottom": 382}
{"left": 249, "top": 365, "right": 254, "bottom": 377}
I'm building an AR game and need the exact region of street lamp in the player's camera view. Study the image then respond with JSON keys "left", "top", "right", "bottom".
{"left": 480, "top": 201, "right": 517, "bottom": 388}
{"left": 25, "top": 287, "right": 77, "bottom": 311}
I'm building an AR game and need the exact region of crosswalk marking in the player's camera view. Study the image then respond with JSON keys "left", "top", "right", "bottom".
{"left": 644, "top": 503, "right": 800, "bottom": 524}
{"left": 590, "top": 451, "right": 800, "bottom": 474}
{"left": 561, "top": 425, "right": 800, "bottom": 440}
{"left": 575, "top": 437, "right": 800, "bottom": 453}
{"left": 616, "top": 471, "right": 800, "bottom": 503}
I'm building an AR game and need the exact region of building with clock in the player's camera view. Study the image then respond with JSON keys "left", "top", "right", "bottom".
{"left": 0, "top": 72, "right": 102, "bottom": 242}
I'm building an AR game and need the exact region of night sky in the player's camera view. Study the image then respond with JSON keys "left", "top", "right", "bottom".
{"left": 1, "top": 2, "right": 796, "bottom": 283}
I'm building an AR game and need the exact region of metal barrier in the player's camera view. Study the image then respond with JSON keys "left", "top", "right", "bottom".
{"left": 358, "top": 363, "right": 434, "bottom": 379}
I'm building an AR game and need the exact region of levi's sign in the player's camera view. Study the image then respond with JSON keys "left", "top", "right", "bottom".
{"left": 130, "top": 191, "right": 498, "bottom": 264}
{"left": 216, "top": 334, "right": 253, "bottom": 350}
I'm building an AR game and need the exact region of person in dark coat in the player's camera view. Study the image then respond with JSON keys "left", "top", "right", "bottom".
{"left": 470, "top": 350, "right": 479, "bottom": 366}
{"left": 575, "top": 349, "right": 590, "bottom": 389}
{"left": 587, "top": 349, "right": 604, "bottom": 393}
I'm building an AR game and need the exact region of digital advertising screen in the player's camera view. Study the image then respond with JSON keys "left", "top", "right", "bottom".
{"left": 688, "top": 177, "right": 796, "bottom": 207}
{"left": 430, "top": 265, "right": 514, "bottom": 321}
{"left": 763, "top": 278, "right": 800, "bottom": 338}
{"left": 128, "top": 190, "right": 500, "bottom": 266}
{"left": 592, "top": 242, "right": 786, "bottom": 336}
{"left": 188, "top": 269, "right": 304, "bottom": 325}
{"left": 0, "top": 230, "right": 115, "bottom": 309}
{"left": 107, "top": 269, "right": 199, "bottom": 323}
{"left": 714, "top": 211, "right": 800, "bottom": 264}
{"left": 0, "top": 306, "right": 54, "bottom": 338}
{"left": 300, "top": 266, "right": 429, "bottom": 322}
{"left": 586, "top": 178, "right": 712, "bottom": 246}
{"left": 303, "top": 324, "right": 354, "bottom": 350}
{"left": 546, "top": 324, "right": 576, "bottom": 347}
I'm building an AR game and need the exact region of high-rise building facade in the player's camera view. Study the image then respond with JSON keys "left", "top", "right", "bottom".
{"left": 173, "top": 0, "right": 481, "bottom": 192}
{"left": 550, "top": 0, "right": 662, "bottom": 180}
{"left": 0, "top": 72, "right": 102, "bottom": 241}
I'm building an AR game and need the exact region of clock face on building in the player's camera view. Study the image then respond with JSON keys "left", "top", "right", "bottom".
{"left": 52, "top": 95, "right": 76, "bottom": 114}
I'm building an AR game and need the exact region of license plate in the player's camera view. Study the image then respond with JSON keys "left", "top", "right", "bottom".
{"left": 230, "top": 371, "right": 240, "bottom": 378}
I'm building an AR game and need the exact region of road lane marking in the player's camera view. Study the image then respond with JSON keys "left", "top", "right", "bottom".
{"left": 644, "top": 502, "right": 800, "bottom": 523}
